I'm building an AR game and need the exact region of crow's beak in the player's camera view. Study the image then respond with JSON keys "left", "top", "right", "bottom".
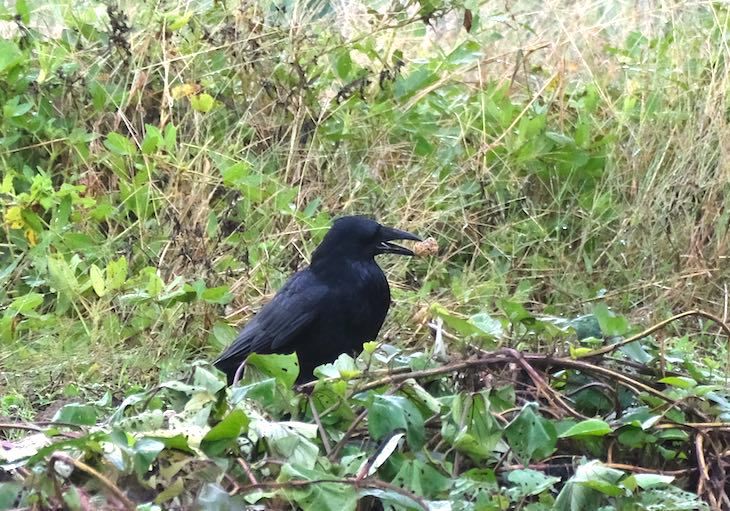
{"left": 376, "top": 226, "right": 422, "bottom": 256}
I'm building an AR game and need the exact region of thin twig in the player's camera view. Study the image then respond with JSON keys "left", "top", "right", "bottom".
{"left": 328, "top": 409, "right": 368, "bottom": 461}
{"left": 50, "top": 452, "right": 135, "bottom": 511}
{"left": 353, "top": 352, "right": 676, "bottom": 407}
{"left": 578, "top": 309, "right": 730, "bottom": 359}
{"left": 237, "top": 458, "right": 259, "bottom": 485}
{"left": 309, "top": 396, "right": 332, "bottom": 455}
{"left": 694, "top": 433, "right": 716, "bottom": 509}
{"left": 0, "top": 422, "right": 79, "bottom": 438}
{"left": 503, "top": 348, "right": 586, "bottom": 419}
{"left": 233, "top": 359, "right": 247, "bottom": 385}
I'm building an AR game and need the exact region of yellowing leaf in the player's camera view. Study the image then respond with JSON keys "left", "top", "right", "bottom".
{"left": 89, "top": 264, "right": 106, "bottom": 297}
{"left": 25, "top": 229, "right": 38, "bottom": 246}
{"left": 4, "top": 206, "right": 24, "bottom": 229}
{"left": 168, "top": 12, "right": 193, "bottom": 31}
{"left": 570, "top": 346, "right": 594, "bottom": 358}
{"left": 1, "top": 173, "right": 14, "bottom": 194}
{"left": 172, "top": 84, "right": 198, "bottom": 99}
{"left": 190, "top": 93, "right": 214, "bottom": 113}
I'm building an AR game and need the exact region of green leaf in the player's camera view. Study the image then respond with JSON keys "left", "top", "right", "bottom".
{"left": 450, "top": 392, "right": 504, "bottom": 462}
{"left": 559, "top": 419, "right": 612, "bottom": 438}
{"left": 196, "top": 483, "right": 247, "bottom": 510}
{"left": 146, "top": 271, "right": 164, "bottom": 297}
{"left": 313, "top": 353, "right": 359, "bottom": 380}
{"left": 430, "top": 304, "right": 488, "bottom": 339}
{"left": 507, "top": 468, "right": 560, "bottom": 497}
{"left": 499, "top": 299, "right": 534, "bottom": 323}
{"left": 0, "top": 41, "right": 22, "bottom": 74}
{"left": 163, "top": 123, "right": 177, "bottom": 151}
{"left": 250, "top": 421, "right": 319, "bottom": 469}
{"left": 504, "top": 403, "right": 557, "bottom": 462}
{"left": 201, "top": 409, "right": 249, "bottom": 457}
{"left": 0, "top": 482, "right": 25, "bottom": 508}
{"left": 193, "top": 365, "right": 227, "bottom": 394}
{"left": 190, "top": 93, "right": 215, "bottom": 113}
{"left": 47, "top": 256, "right": 80, "bottom": 299}
{"left": 446, "top": 40, "right": 482, "bottom": 67}
{"left": 221, "top": 161, "right": 251, "bottom": 186}
{"left": 201, "top": 285, "right": 233, "bottom": 304}
{"left": 394, "top": 66, "right": 437, "bottom": 100}
{"left": 278, "top": 464, "right": 358, "bottom": 511}
{"left": 3, "top": 97, "right": 33, "bottom": 118}
{"left": 9, "top": 292, "right": 43, "bottom": 314}
{"left": 167, "top": 11, "right": 193, "bottom": 31}
{"left": 52, "top": 403, "right": 98, "bottom": 426}
{"left": 245, "top": 353, "right": 300, "bottom": 387}
{"left": 15, "top": 0, "right": 29, "bottom": 23}
{"left": 554, "top": 460, "right": 624, "bottom": 510}
{"left": 622, "top": 473, "right": 674, "bottom": 491}
{"left": 658, "top": 376, "right": 697, "bottom": 389}
{"left": 104, "top": 132, "right": 137, "bottom": 156}
{"left": 87, "top": 265, "right": 105, "bottom": 297}
{"left": 469, "top": 312, "right": 504, "bottom": 338}
{"left": 368, "top": 395, "right": 425, "bottom": 449}
{"left": 592, "top": 303, "right": 630, "bottom": 336}
{"left": 106, "top": 257, "right": 128, "bottom": 290}
{"left": 391, "top": 459, "right": 451, "bottom": 499}
{"left": 581, "top": 478, "right": 623, "bottom": 497}
{"left": 141, "top": 124, "right": 163, "bottom": 154}
{"left": 133, "top": 438, "right": 166, "bottom": 477}
{"left": 230, "top": 378, "right": 277, "bottom": 404}
{"left": 210, "top": 321, "right": 237, "bottom": 351}
{"left": 333, "top": 50, "right": 352, "bottom": 79}
{"left": 400, "top": 378, "right": 442, "bottom": 414}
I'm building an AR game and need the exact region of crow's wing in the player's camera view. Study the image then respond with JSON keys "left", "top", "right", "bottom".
{"left": 214, "top": 269, "right": 328, "bottom": 367}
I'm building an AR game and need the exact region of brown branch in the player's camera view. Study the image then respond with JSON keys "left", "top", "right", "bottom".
{"left": 0, "top": 422, "right": 45, "bottom": 433}
{"left": 50, "top": 452, "right": 135, "bottom": 510}
{"left": 0, "top": 422, "right": 80, "bottom": 438}
{"left": 309, "top": 396, "right": 332, "bottom": 455}
{"left": 503, "top": 348, "right": 586, "bottom": 419}
{"left": 499, "top": 461, "right": 695, "bottom": 477}
{"left": 694, "top": 433, "right": 716, "bottom": 509}
{"left": 578, "top": 309, "right": 730, "bottom": 359}
{"left": 237, "top": 458, "right": 259, "bottom": 485}
{"left": 354, "top": 358, "right": 482, "bottom": 393}
{"left": 328, "top": 409, "right": 368, "bottom": 461}
{"left": 353, "top": 352, "right": 678, "bottom": 407}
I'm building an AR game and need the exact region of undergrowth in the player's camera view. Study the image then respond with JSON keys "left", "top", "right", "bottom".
{"left": 1, "top": 0, "right": 730, "bottom": 508}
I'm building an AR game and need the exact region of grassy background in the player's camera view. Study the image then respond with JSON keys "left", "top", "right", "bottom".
{"left": 1, "top": 0, "right": 729, "bottom": 418}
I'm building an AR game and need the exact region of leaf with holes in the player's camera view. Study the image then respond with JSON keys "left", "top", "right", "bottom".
{"left": 390, "top": 459, "right": 451, "bottom": 499}
{"left": 278, "top": 464, "right": 357, "bottom": 511}
{"left": 245, "top": 353, "right": 300, "bottom": 387}
{"left": 368, "top": 395, "right": 425, "bottom": 450}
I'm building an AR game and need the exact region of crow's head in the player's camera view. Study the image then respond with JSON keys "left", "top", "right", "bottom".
{"left": 312, "top": 216, "right": 421, "bottom": 263}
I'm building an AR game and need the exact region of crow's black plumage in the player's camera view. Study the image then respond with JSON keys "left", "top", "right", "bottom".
{"left": 214, "top": 216, "right": 421, "bottom": 385}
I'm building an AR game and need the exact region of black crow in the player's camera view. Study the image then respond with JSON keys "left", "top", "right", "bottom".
{"left": 214, "top": 216, "right": 421, "bottom": 385}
